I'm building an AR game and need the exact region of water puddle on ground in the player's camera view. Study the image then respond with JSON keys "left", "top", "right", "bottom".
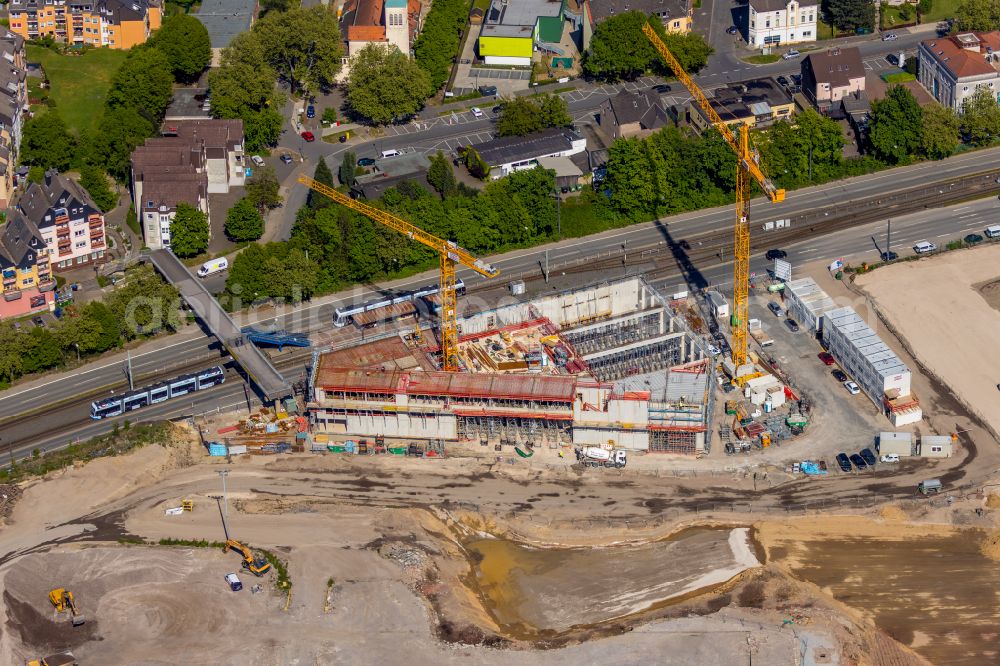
{"left": 465, "top": 527, "right": 758, "bottom": 637}
{"left": 761, "top": 522, "right": 1000, "bottom": 666}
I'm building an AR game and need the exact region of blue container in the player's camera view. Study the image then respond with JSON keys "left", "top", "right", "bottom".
{"left": 208, "top": 442, "right": 227, "bottom": 456}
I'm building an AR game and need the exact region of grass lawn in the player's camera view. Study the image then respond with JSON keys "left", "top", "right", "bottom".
{"left": 472, "top": 0, "right": 490, "bottom": 12}
{"left": 919, "top": 0, "right": 960, "bottom": 23}
{"left": 743, "top": 54, "right": 780, "bottom": 64}
{"left": 817, "top": 19, "right": 837, "bottom": 39}
{"left": 880, "top": 4, "right": 913, "bottom": 30}
{"left": 26, "top": 45, "right": 128, "bottom": 136}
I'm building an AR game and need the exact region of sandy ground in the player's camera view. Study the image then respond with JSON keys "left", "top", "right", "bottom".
{"left": 855, "top": 244, "right": 1000, "bottom": 438}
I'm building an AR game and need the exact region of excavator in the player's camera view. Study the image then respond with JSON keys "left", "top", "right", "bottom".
{"left": 27, "top": 653, "right": 77, "bottom": 666}
{"left": 48, "top": 588, "right": 84, "bottom": 626}
{"left": 224, "top": 539, "right": 272, "bottom": 577}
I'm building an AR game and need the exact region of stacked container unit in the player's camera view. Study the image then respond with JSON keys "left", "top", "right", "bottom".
{"left": 821, "top": 307, "right": 912, "bottom": 407}
{"left": 783, "top": 278, "right": 839, "bottom": 332}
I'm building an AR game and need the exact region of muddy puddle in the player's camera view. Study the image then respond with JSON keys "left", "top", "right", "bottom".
{"left": 763, "top": 523, "right": 1000, "bottom": 666}
{"left": 465, "top": 527, "right": 759, "bottom": 636}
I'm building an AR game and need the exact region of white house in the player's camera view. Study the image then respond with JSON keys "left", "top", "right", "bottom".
{"left": 918, "top": 32, "right": 1000, "bottom": 113}
{"left": 747, "top": 0, "right": 818, "bottom": 48}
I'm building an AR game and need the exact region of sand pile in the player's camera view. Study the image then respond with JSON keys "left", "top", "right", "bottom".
{"left": 980, "top": 529, "right": 1000, "bottom": 562}
{"left": 879, "top": 505, "right": 907, "bottom": 522}
{"left": 985, "top": 493, "right": 1000, "bottom": 509}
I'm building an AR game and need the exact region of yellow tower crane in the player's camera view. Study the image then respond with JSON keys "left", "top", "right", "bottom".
{"left": 297, "top": 176, "right": 501, "bottom": 371}
{"left": 642, "top": 23, "right": 785, "bottom": 380}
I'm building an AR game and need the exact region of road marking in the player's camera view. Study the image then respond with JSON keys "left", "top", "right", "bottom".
{"left": 937, "top": 233, "right": 950, "bottom": 238}
{"left": 958, "top": 213, "right": 978, "bottom": 219}
{"left": 952, "top": 206, "right": 970, "bottom": 212}
{"left": 799, "top": 248, "right": 819, "bottom": 254}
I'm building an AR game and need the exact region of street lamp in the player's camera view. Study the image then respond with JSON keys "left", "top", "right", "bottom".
{"left": 217, "top": 469, "right": 230, "bottom": 522}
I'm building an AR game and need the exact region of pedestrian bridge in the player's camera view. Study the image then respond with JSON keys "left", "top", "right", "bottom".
{"left": 146, "top": 249, "right": 293, "bottom": 401}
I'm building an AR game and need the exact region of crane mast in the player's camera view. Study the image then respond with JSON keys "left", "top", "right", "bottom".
{"left": 642, "top": 23, "right": 784, "bottom": 377}
{"left": 297, "top": 176, "right": 500, "bottom": 371}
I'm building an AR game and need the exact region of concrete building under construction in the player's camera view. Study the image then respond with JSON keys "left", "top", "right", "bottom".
{"left": 307, "top": 277, "right": 715, "bottom": 454}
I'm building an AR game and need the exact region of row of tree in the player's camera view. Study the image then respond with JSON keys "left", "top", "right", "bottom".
{"left": 583, "top": 12, "right": 713, "bottom": 81}
{"left": 0, "top": 266, "right": 180, "bottom": 387}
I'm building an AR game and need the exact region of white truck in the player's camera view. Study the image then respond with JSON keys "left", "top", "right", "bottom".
{"left": 575, "top": 447, "right": 627, "bottom": 468}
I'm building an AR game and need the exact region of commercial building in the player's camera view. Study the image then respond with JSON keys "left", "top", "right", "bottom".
{"left": 8, "top": 0, "right": 162, "bottom": 49}
{"left": 918, "top": 32, "right": 1000, "bottom": 113}
{"left": 352, "top": 150, "right": 431, "bottom": 199}
{"left": 309, "top": 276, "right": 715, "bottom": 454}
{"left": 468, "top": 127, "right": 586, "bottom": 179}
{"left": 747, "top": 0, "right": 817, "bottom": 48}
{"left": 783, "top": 277, "right": 838, "bottom": 332}
{"left": 801, "top": 47, "right": 865, "bottom": 111}
{"left": 597, "top": 89, "right": 670, "bottom": 140}
{"left": 130, "top": 119, "right": 245, "bottom": 250}
{"left": 0, "top": 29, "right": 26, "bottom": 209}
{"left": 478, "top": 0, "right": 564, "bottom": 67}
{"left": 822, "top": 306, "right": 922, "bottom": 426}
{"left": 685, "top": 78, "right": 794, "bottom": 131}
{"left": 16, "top": 169, "right": 107, "bottom": 271}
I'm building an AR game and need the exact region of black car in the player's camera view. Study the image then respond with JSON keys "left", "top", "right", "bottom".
{"left": 881, "top": 250, "right": 898, "bottom": 261}
{"left": 831, "top": 369, "right": 848, "bottom": 382}
{"left": 849, "top": 453, "right": 867, "bottom": 470}
{"left": 860, "top": 448, "right": 877, "bottom": 466}
{"left": 653, "top": 84, "right": 672, "bottom": 93}
{"left": 836, "top": 453, "right": 852, "bottom": 472}
{"left": 491, "top": 105, "right": 504, "bottom": 114}
{"left": 776, "top": 75, "right": 790, "bottom": 87}
{"left": 785, "top": 318, "right": 800, "bottom": 332}
{"left": 965, "top": 233, "right": 984, "bottom": 245}
{"left": 765, "top": 248, "right": 787, "bottom": 260}
{"left": 357, "top": 157, "right": 376, "bottom": 167}
{"left": 790, "top": 73, "right": 802, "bottom": 85}
{"left": 479, "top": 85, "right": 498, "bottom": 96}
{"left": 726, "top": 25, "right": 739, "bottom": 34}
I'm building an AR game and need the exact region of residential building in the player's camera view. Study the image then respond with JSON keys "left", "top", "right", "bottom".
{"left": 821, "top": 306, "right": 922, "bottom": 426}
{"left": 685, "top": 78, "right": 794, "bottom": 131}
{"left": 8, "top": 0, "right": 162, "bottom": 49}
{"left": 467, "top": 127, "right": 586, "bottom": 179}
{"left": 130, "top": 119, "right": 244, "bottom": 250}
{"left": 801, "top": 47, "right": 865, "bottom": 110}
{"left": 16, "top": 169, "right": 107, "bottom": 271}
{"left": 0, "top": 29, "right": 27, "bottom": 209}
{"left": 0, "top": 209, "right": 53, "bottom": 313}
{"left": 337, "top": 0, "right": 422, "bottom": 79}
{"left": 597, "top": 89, "right": 670, "bottom": 140}
{"left": 585, "top": 0, "right": 691, "bottom": 45}
{"left": 478, "top": 0, "right": 564, "bottom": 67}
{"left": 918, "top": 32, "right": 1000, "bottom": 113}
{"left": 747, "top": 0, "right": 817, "bottom": 48}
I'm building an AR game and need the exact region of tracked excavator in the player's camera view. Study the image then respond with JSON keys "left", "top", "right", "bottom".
{"left": 48, "top": 588, "right": 84, "bottom": 626}
{"left": 225, "top": 539, "right": 272, "bottom": 576}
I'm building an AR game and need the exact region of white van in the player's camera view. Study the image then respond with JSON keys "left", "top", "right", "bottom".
{"left": 380, "top": 149, "right": 402, "bottom": 158}
{"left": 985, "top": 225, "right": 1000, "bottom": 239}
{"left": 197, "top": 257, "right": 228, "bottom": 277}
{"left": 913, "top": 241, "right": 937, "bottom": 254}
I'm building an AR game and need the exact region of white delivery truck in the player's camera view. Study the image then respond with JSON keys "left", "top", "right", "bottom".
{"left": 197, "top": 257, "right": 229, "bottom": 277}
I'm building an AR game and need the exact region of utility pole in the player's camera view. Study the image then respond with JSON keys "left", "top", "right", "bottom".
{"left": 124, "top": 349, "right": 134, "bottom": 391}
{"left": 886, "top": 219, "right": 891, "bottom": 258}
{"left": 243, "top": 382, "right": 252, "bottom": 415}
{"left": 554, "top": 188, "right": 561, "bottom": 239}
{"left": 217, "top": 469, "right": 230, "bottom": 522}
{"left": 544, "top": 249, "right": 549, "bottom": 283}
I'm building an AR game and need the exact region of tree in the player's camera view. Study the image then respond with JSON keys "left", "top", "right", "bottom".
{"left": 347, "top": 44, "right": 432, "bottom": 124}
{"left": 539, "top": 94, "right": 572, "bottom": 129}
{"left": 413, "top": 0, "right": 468, "bottom": 90}
{"left": 224, "top": 197, "right": 264, "bottom": 241}
{"left": 338, "top": 151, "right": 358, "bottom": 187}
{"left": 961, "top": 86, "right": 1000, "bottom": 146}
{"left": 107, "top": 47, "right": 174, "bottom": 121}
{"left": 921, "top": 104, "right": 960, "bottom": 158}
{"left": 22, "top": 327, "right": 61, "bottom": 374}
{"left": 868, "top": 85, "right": 922, "bottom": 163}
{"left": 246, "top": 165, "right": 282, "bottom": 212}
{"left": 825, "top": 0, "right": 876, "bottom": 32}
{"left": 955, "top": 0, "right": 1000, "bottom": 31}
{"left": 260, "top": 0, "right": 292, "bottom": 14}
{"left": 55, "top": 312, "right": 105, "bottom": 355}
{"left": 81, "top": 301, "right": 121, "bottom": 352}
{"left": 79, "top": 166, "right": 118, "bottom": 212}
{"left": 208, "top": 33, "right": 286, "bottom": 151}
{"left": 427, "top": 151, "right": 457, "bottom": 198}
{"left": 460, "top": 146, "right": 490, "bottom": 179}
{"left": 253, "top": 7, "right": 343, "bottom": 96}
{"left": 150, "top": 14, "right": 212, "bottom": 82}
{"left": 88, "top": 107, "right": 155, "bottom": 181}
{"left": 584, "top": 12, "right": 712, "bottom": 81}
{"left": 20, "top": 111, "right": 75, "bottom": 171}
{"left": 496, "top": 94, "right": 571, "bottom": 136}
{"left": 308, "top": 157, "right": 334, "bottom": 209}
{"left": 796, "top": 109, "right": 845, "bottom": 180}
{"left": 0, "top": 323, "right": 25, "bottom": 384}
{"left": 169, "top": 204, "right": 209, "bottom": 257}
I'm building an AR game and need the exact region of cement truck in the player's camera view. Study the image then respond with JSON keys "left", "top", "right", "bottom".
{"left": 575, "top": 447, "right": 627, "bottom": 468}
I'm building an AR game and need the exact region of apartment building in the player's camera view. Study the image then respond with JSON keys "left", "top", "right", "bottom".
{"left": 16, "top": 169, "right": 107, "bottom": 270}
{"left": 918, "top": 31, "right": 1000, "bottom": 113}
{"left": 0, "top": 29, "right": 26, "bottom": 209}
{"left": 801, "top": 47, "right": 865, "bottom": 110}
{"left": 130, "top": 119, "right": 244, "bottom": 250}
{"left": 8, "top": 0, "right": 162, "bottom": 49}
{"left": 0, "top": 210, "right": 53, "bottom": 314}
{"left": 747, "top": 0, "right": 817, "bottom": 48}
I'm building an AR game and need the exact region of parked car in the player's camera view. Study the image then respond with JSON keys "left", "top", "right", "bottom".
{"left": 844, "top": 380, "right": 861, "bottom": 395}
{"left": 882, "top": 32, "right": 898, "bottom": 41}
{"left": 790, "top": 73, "right": 802, "bottom": 85}
{"left": 653, "top": 83, "right": 672, "bottom": 93}
{"left": 726, "top": 25, "right": 738, "bottom": 34}
{"left": 913, "top": 241, "right": 937, "bottom": 253}
{"left": 768, "top": 301, "right": 783, "bottom": 316}
{"left": 782, "top": 49, "right": 801, "bottom": 60}
{"left": 860, "top": 448, "right": 877, "bottom": 466}
{"left": 880, "top": 250, "right": 898, "bottom": 261}
{"left": 785, "top": 318, "right": 800, "bottom": 333}
{"left": 849, "top": 453, "right": 868, "bottom": 469}
{"left": 471, "top": 106, "right": 484, "bottom": 118}
{"left": 280, "top": 154, "right": 293, "bottom": 165}
{"left": 832, "top": 369, "right": 848, "bottom": 382}
{"left": 491, "top": 105, "right": 504, "bottom": 114}
{"left": 300, "top": 131, "right": 315, "bottom": 142}
{"left": 965, "top": 233, "right": 984, "bottom": 244}
{"left": 880, "top": 454, "right": 900, "bottom": 463}
{"left": 250, "top": 155, "right": 265, "bottom": 167}
{"left": 32, "top": 316, "right": 45, "bottom": 327}
{"left": 836, "top": 453, "right": 852, "bottom": 472}
{"left": 765, "top": 248, "right": 787, "bottom": 260}
{"left": 706, "top": 344, "right": 722, "bottom": 356}
{"left": 818, "top": 352, "right": 835, "bottom": 365}
{"left": 306, "top": 104, "right": 315, "bottom": 118}
{"left": 479, "top": 85, "right": 498, "bottom": 96}
{"left": 776, "top": 75, "right": 790, "bottom": 87}
{"left": 225, "top": 573, "right": 243, "bottom": 592}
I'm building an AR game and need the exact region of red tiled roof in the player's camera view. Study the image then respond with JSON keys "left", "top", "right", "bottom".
{"left": 316, "top": 368, "right": 579, "bottom": 402}
{"left": 921, "top": 32, "right": 1000, "bottom": 78}
{"left": 347, "top": 24, "right": 386, "bottom": 41}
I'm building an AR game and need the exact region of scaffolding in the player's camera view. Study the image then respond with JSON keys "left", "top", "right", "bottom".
{"left": 456, "top": 414, "right": 570, "bottom": 444}
{"left": 581, "top": 337, "right": 684, "bottom": 382}
{"left": 561, "top": 310, "right": 665, "bottom": 357}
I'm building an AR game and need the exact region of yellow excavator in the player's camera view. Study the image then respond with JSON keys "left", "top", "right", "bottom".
{"left": 224, "top": 539, "right": 272, "bottom": 576}
{"left": 48, "top": 588, "right": 84, "bottom": 626}
{"left": 27, "top": 653, "right": 77, "bottom": 666}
